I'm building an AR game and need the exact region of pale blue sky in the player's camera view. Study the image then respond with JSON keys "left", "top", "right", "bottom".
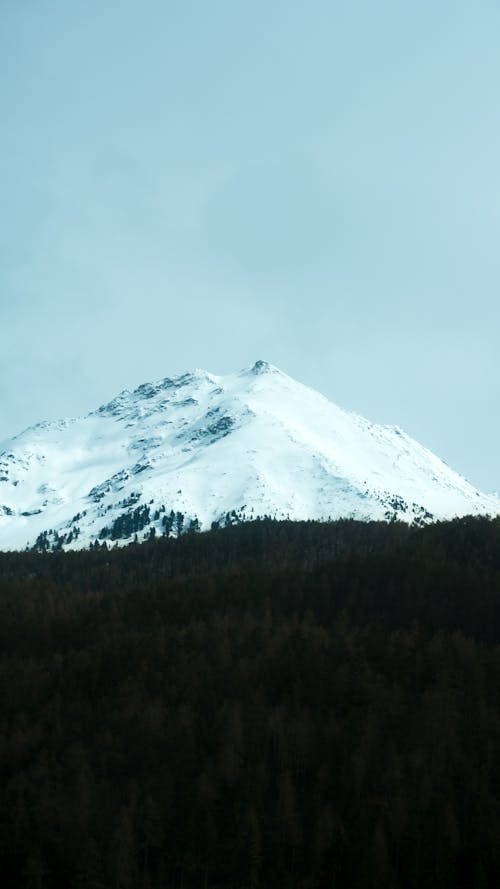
{"left": 1, "top": 0, "right": 499, "bottom": 491}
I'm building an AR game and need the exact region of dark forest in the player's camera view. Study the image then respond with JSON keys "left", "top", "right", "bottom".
{"left": 1, "top": 516, "right": 500, "bottom": 888}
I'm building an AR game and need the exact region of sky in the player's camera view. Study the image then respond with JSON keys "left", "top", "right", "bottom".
{"left": 1, "top": 0, "right": 499, "bottom": 492}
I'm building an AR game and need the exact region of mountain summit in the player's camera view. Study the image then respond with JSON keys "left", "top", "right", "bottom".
{"left": 0, "top": 362, "right": 498, "bottom": 550}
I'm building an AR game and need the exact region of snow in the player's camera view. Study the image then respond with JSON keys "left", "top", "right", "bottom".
{"left": 0, "top": 360, "right": 498, "bottom": 551}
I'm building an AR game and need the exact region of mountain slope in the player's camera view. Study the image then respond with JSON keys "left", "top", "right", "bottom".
{"left": 0, "top": 360, "right": 498, "bottom": 550}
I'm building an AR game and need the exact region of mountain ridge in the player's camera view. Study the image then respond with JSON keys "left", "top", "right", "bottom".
{"left": 0, "top": 360, "right": 498, "bottom": 551}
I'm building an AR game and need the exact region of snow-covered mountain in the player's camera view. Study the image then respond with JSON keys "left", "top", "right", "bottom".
{"left": 0, "top": 360, "right": 498, "bottom": 551}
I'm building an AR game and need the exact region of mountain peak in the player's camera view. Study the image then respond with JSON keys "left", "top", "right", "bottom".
{"left": 0, "top": 362, "right": 498, "bottom": 551}
{"left": 243, "top": 359, "right": 281, "bottom": 377}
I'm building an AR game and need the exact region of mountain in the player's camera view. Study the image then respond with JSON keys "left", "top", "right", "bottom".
{"left": 0, "top": 360, "right": 498, "bottom": 551}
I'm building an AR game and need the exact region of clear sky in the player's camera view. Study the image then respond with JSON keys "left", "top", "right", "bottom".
{"left": 1, "top": 0, "right": 499, "bottom": 492}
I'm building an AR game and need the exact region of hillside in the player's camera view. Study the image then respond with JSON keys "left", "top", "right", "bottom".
{"left": 2, "top": 517, "right": 500, "bottom": 887}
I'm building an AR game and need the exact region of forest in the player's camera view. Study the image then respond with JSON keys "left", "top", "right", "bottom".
{"left": 1, "top": 516, "right": 500, "bottom": 888}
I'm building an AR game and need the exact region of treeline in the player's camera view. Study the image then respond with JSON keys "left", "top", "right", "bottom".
{"left": 1, "top": 517, "right": 500, "bottom": 887}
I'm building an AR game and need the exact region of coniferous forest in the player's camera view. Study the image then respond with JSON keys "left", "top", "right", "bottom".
{"left": 1, "top": 516, "right": 500, "bottom": 888}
